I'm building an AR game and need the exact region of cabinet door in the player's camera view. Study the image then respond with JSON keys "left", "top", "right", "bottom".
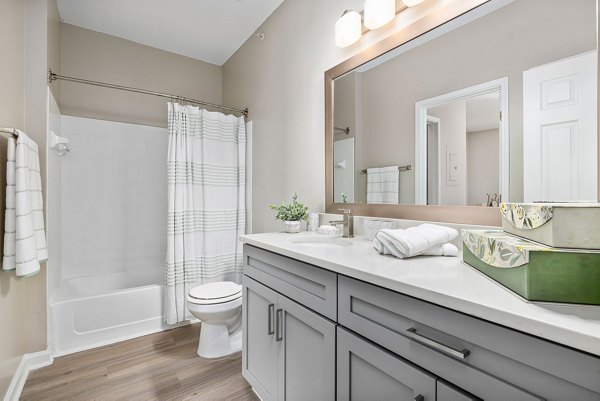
{"left": 277, "top": 294, "right": 336, "bottom": 401}
{"left": 243, "top": 276, "right": 279, "bottom": 401}
{"left": 337, "top": 327, "right": 436, "bottom": 401}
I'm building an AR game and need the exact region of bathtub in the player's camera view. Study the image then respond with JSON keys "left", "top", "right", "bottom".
{"left": 49, "top": 269, "right": 176, "bottom": 356}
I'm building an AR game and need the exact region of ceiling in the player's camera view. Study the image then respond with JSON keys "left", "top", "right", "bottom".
{"left": 56, "top": 0, "right": 284, "bottom": 66}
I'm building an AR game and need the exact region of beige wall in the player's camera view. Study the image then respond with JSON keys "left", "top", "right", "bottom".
{"left": 60, "top": 24, "right": 223, "bottom": 128}
{"left": 467, "top": 129, "right": 500, "bottom": 206}
{"left": 359, "top": 0, "right": 596, "bottom": 203}
{"left": 333, "top": 73, "right": 357, "bottom": 142}
{"left": 222, "top": 0, "right": 426, "bottom": 233}
{"left": 0, "top": 0, "right": 57, "bottom": 396}
{"left": 333, "top": 72, "right": 366, "bottom": 203}
{"left": 0, "top": 0, "right": 26, "bottom": 395}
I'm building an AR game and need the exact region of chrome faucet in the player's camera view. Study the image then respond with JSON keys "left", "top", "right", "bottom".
{"left": 329, "top": 209, "right": 354, "bottom": 238}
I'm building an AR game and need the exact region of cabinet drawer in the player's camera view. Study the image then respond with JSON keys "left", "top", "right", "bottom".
{"left": 337, "top": 327, "right": 436, "bottom": 401}
{"left": 243, "top": 245, "right": 337, "bottom": 320}
{"left": 339, "top": 276, "right": 600, "bottom": 401}
{"left": 437, "top": 380, "right": 480, "bottom": 401}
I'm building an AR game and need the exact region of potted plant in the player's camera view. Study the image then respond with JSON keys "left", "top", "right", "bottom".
{"left": 269, "top": 193, "right": 309, "bottom": 233}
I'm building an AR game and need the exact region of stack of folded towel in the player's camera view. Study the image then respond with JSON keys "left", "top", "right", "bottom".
{"left": 373, "top": 223, "right": 459, "bottom": 259}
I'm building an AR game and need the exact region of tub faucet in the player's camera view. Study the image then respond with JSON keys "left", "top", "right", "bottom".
{"left": 329, "top": 209, "right": 354, "bottom": 238}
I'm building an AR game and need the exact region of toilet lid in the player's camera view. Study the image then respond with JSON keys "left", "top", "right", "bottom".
{"left": 188, "top": 281, "right": 242, "bottom": 304}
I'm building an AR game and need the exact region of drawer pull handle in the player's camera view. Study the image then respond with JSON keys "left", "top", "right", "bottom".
{"left": 275, "top": 308, "right": 283, "bottom": 342}
{"left": 414, "top": 395, "right": 424, "bottom": 401}
{"left": 406, "top": 327, "right": 470, "bottom": 360}
{"left": 267, "top": 304, "right": 275, "bottom": 335}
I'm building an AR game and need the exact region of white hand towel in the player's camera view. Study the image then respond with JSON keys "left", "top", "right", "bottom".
{"left": 373, "top": 223, "right": 458, "bottom": 259}
{"left": 3, "top": 131, "right": 48, "bottom": 276}
{"left": 367, "top": 166, "right": 399, "bottom": 204}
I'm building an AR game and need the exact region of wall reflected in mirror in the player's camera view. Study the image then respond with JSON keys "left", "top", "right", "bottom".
{"left": 426, "top": 90, "right": 501, "bottom": 206}
{"left": 332, "top": 0, "right": 597, "bottom": 206}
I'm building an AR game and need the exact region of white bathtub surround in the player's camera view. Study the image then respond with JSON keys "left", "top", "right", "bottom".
{"left": 240, "top": 231, "right": 600, "bottom": 356}
{"left": 3, "top": 131, "right": 48, "bottom": 277}
{"left": 373, "top": 223, "right": 459, "bottom": 258}
{"left": 367, "top": 166, "right": 399, "bottom": 204}
{"left": 166, "top": 103, "right": 246, "bottom": 325}
{"left": 49, "top": 270, "right": 166, "bottom": 356}
{"left": 49, "top": 116, "right": 169, "bottom": 355}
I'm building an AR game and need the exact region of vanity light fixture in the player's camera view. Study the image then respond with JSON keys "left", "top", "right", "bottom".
{"left": 364, "top": 0, "right": 395, "bottom": 30}
{"left": 402, "top": 0, "right": 426, "bottom": 6}
{"left": 335, "top": 10, "right": 362, "bottom": 48}
{"left": 336, "top": 0, "right": 429, "bottom": 48}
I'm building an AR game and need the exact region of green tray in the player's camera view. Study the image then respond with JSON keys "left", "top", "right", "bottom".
{"left": 462, "top": 230, "right": 600, "bottom": 305}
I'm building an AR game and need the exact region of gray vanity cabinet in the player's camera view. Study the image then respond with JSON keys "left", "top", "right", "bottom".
{"left": 243, "top": 244, "right": 600, "bottom": 401}
{"left": 337, "top": 327, "right": 437, "bottom": 401}
{"left": 242, "top": 274, "right": 336, "bottom": 401}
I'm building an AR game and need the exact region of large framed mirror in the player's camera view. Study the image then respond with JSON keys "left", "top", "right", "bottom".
{"left": 325, "top": 0, "right": 599, "bottom": 225}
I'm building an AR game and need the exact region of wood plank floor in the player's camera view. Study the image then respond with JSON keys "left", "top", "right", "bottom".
{"left": 21, "top": 324, "right": 258, "bottom": 401}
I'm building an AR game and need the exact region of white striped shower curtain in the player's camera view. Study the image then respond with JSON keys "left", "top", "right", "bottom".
{"left": 165, "top": 103, "right": 246, "bottom": 325}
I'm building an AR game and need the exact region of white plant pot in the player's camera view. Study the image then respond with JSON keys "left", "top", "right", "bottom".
{"left": 284, "top": 221, "right": 301, "bottom": 233}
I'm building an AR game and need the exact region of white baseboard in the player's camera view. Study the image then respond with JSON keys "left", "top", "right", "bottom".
{"left": 3, "top": 350, "right": 53, "bottom": 401}
{"left": 251, "top": 387, "right": 264, "bottom": 401}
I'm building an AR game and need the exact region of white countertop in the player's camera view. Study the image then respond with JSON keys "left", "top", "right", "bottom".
{"left": 241, "top": 232, "right": 600, "bottom": 356}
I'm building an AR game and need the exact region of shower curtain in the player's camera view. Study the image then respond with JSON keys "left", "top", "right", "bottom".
{"left": 165, "top": 103, "right": 246, "bottom": 325}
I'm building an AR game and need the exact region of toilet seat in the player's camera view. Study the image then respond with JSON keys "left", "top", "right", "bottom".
{"left": 188, "top": 281, "right": 242, "bottom": 305}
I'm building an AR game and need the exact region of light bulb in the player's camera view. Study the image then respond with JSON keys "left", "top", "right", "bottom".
{"left": 335, "top": 10, "right": 362, "bottom": 48}
{"left": 364, "top": 0, "right": 395, "bottom": 30}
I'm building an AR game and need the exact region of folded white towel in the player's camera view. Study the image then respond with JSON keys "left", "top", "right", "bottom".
{"left": 3, "top": 131, "right": 48, "bottom": 276}
{"left": 421, "top": 243, "right": 459, "bottom": 257}
{"left": 373, "top": 223, "right": 459, "bottom": 259}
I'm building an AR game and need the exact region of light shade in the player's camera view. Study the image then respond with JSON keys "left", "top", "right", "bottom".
{"left": 335, "top": 10, "right": 362, "bottom": 48}
{"left": 364, "top": 0, "right": 395, "bottom": 30}
{"left": 403, "top": 0, "right": 426, "bottom": 6}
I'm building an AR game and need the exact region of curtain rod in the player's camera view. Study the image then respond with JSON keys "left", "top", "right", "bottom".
{"left": 48, "top": 70, "right": 249, "bottom": 119}
{"left": 0, "top": 127, "right": 18, "bottom": 139}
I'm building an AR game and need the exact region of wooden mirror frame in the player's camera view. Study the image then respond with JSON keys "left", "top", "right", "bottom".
{"left": 325, "top": 0, "right": 600, "bottom": 226}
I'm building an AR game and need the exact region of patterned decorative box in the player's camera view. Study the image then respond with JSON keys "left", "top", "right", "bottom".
{"left": 462, "top": 230, "right": 600, "bottom": 305}
{"left": 500, "top": 202, "right": 600, "bottom": 250}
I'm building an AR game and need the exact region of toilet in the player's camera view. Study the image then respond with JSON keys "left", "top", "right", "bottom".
{"left": 186, "top": 281, "right": 243, "bottom": 359}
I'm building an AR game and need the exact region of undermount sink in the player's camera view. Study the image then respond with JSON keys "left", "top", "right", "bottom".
{"left": 288, "top": 236, "right": 352, "bottom": 248}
